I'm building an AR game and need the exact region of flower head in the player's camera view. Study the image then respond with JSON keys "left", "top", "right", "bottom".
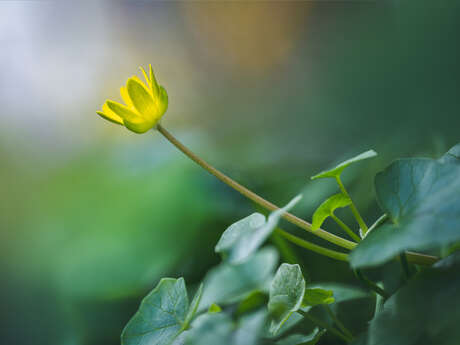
{"left": 97, "top": 65, "right": 168, "bottom": 133}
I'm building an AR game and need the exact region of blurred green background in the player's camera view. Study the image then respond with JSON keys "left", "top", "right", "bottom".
{"left": 1, "top": 1, "right": 459, "bottom": 344}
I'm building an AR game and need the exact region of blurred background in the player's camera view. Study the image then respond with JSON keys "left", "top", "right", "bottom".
{"left": 1, "top": 1, "right": 459, "bottom": 344}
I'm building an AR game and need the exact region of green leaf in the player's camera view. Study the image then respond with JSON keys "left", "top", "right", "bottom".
{"left": 309, "top": 283, "right": 369, "bottom": 304}
{"left": 121, "top": 278, "right": 189, "bottom": 345}
{"left": 438, "top": 143, "right": 460, "bottom": 164}
{"left": 185, "top": 313, "right": 233, "bottom": 345}
{"left": 185, "top": 310, "right": 266, "bottom": 345}
{"left": 311, "top": 193, "right": 352, "bottom": 230}
{"left": 233, "top": 309, "right": 267, "bottom": 345}
{"left": 215, "top": 195, "right": 302, "bottom": 264}
{"left": 236, "top": 290, "right": 268, "bottom": 315}
{"left": 367, "top": 253, "right": 460, "bottom": 345}
{"left": 268, "top": 263, "right": 306, "bottom": 335}
{"left": 276, "top": 328, "right": 326, "bottom": 345}
{"left": 302, "top": 288, "right": 334, "bottom": 307}
{"left": 184, "top": 283, "right": 203, "bottom": 328}
{"left": 200, "top": 247, "right": 279, "bottom": 310}
{"left": 311, "top": 150, "right": 377, "bottom": 180}
{"left": 350, "top": 152, "right": 460, "bottom": 268}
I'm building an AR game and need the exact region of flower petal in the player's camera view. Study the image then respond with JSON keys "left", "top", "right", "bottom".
{"left": 96, "top": 102, "right": 124, "bottom": 125}
{"left": 120, "top": 86, "right": 133, "bottom": 108}
{"left": 106, "top": 100, "right": 153, "bottom": 134}
{"left": 149, "top": 64, "right": 160, "bottom": 97}
{"left": 127, "top": 77, "right": 157, "bottom": 119}
{"left": 157, "top": 85, "right": 168, "bottom": 118}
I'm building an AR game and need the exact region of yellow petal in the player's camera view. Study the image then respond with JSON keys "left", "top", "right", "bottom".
{"left": 126, "top": 77, "right": 157, "bottom": 120}
{"left": 120, "top": 86, "right": 133, "bottom": 108}
{"left": 106, "top": 100, "right": 153, "bottom": 134}
{"left": 96, "top": 102, "right": 124, "bottom": 125}
{"left": 149, "top": 64, "right": 160, "bottom": 97}
{"left": 157, "top": 85, "right": 168, "bottom": 118}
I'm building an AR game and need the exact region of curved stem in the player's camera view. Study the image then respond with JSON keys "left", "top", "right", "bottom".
{"left": 274, "top": 228, "right": 349, "bottom": 262}
{"left": 156, "top": 125, "right": 439, "bottom": 266}
{"left": 331, "top": 214, "right": 361, "bottom": 242}
{"left": 299, "top": 310, "right": 352, "bottom": 343}
{"left": 157, "top": 124, "right": 355, "bottom": 250}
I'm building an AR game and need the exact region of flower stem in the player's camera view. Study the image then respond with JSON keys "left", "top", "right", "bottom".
{"left": 156, "top": 125, "right": 439, "bottom": 266}
{"left": 299, "top": 310, "right": 352, "bottom": 343}
{"left": 335, "top": 176, "right": 369, "bottom": 234}
{"left": 157, "top": 124, "right": 355, "bottom": 250}
{"left": 330, "top": 214, "right": 361, "bottom": 242}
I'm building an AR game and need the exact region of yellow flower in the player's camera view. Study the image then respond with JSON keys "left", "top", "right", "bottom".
{"left": 97, "top": 65, "right": 168, "bottom": 133}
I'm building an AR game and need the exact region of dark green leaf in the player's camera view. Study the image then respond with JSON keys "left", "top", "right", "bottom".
{"left": 311, "top": 193, "right": 352, "bottom": 230}
{"left": 268, "top": 263, "right": 306, "bottom": 335}
{"left": 311, "top": 150, "right": 377, "bottom": 180}
{"left": 121, "top": 278, "right": 189, "bottom": 345}
{"left": 215, "top": 196, "right": 301, "bottom": 264}
{"left": 350, "top": 154, "right": 460, "bottom": 268}
{"left": 367, "top": 253, "right": 460, "bottom": 345}
{"left": 276, "top": 328, "right": 326, "bottom": 345}
{"left": 200, "top": 247, "right": 279, "bottom": 310}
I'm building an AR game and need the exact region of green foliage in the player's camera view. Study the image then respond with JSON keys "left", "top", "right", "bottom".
{"left": 199, "top": 247, "right": 278, "bottom": 310}
{"left": 268, "top": 264, "right": 306, "bottom": 335}
{"left": 366, "top": 253, "right": 460, "bottom": 345}
{"left": 120, "top": 143, "right": 460, "bottom": 345}
{"left": 312, "top": 193, "right": 351, "bottom": 230}
{"left": 350, "top": 148, "right": 460, "bottom": 268}
{"left": 121, "top": 278, "right": 190, "bottom": 345}
{"left": 216, "top": 195, "right": 301, "bottom": 263}
{"left": 311, "top": 150, "right": 377, "bottom": 180}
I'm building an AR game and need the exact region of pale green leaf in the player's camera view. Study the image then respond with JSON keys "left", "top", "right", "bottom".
{"left": 121, "top": 278, "right": 188, "bottom": 345}
{"left": 268, "top": 263, "right": 306, "bottom": 335}
{"left": 215, "top": 195, "right": 301, "bottom": 264}
{"left": 311, "top": 150, "right": 377, "bottom": 180}
{"left": 311, "top": 193, "right": 352, "bottom": 230}
{"left": 309, "top": 283, "right": 370, "bottom": 304}
{"left": 200, "top": 247, "right": 278, "bottom": 310}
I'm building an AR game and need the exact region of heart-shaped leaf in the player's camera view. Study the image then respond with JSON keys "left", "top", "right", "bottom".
{"left": 350, "top": 146, "right": 460, "bottom": 268}
{"left": 311, "top": 193, "right": 352, "bottom": 230}
{"left": 268, "top": 263, "right": 306, "bottom": 335}
{"left": 121, "top": 278, "right": 189, "bottom": 345}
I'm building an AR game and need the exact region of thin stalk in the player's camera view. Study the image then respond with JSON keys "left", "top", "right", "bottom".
{"left": 354, "top": 269, "right": 390, "bottom": 300}
{"left": 157, "top": 125, "right": 439, "bottom": 266}
{"left": 299, "top": 310, "right": 352, "bottom": 343}
{"left": 335, "top": 176, "right": 369, "bottom": 234}
{"left": 274, "top": 228, "right": 349, "bottom": 262}
{"left": 157, "top": 124, "right": 355, "bottom": 250}
{"left": 331, "top": 214, "right": 361, "bottom": 242}
{"left": 324, "top": 305, "right": 353, "bottom": 340}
